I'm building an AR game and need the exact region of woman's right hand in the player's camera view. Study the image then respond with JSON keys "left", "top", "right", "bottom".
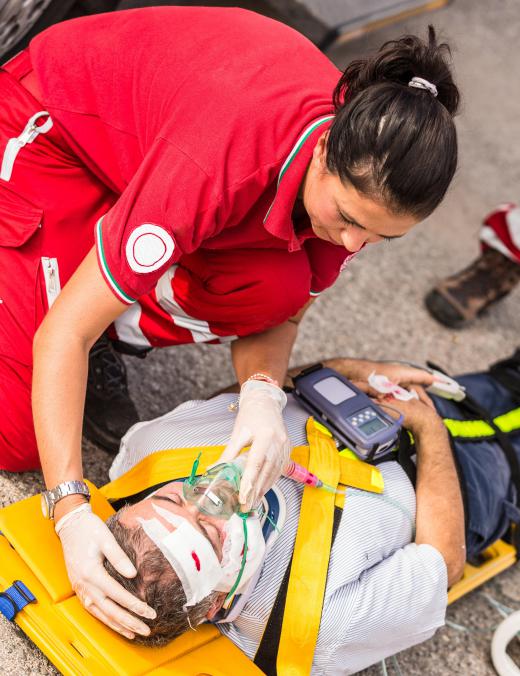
{"left": 219, "top": 379, "right": 291, "bottom": 511}
{"left": 55, "top": 503, "right": 156, "bottom": 639}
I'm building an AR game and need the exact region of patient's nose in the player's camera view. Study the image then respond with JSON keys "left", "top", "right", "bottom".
{"left": 183, "top": 501, "right": 201, "bottom": 520}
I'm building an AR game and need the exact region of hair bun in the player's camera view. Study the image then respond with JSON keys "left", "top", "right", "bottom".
{"left": 334, "top": 25, "right": 459, "bottom": 115}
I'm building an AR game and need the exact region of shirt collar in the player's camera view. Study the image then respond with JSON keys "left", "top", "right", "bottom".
{"left": 263, "top": 115, "right": 335, "bottom": 252}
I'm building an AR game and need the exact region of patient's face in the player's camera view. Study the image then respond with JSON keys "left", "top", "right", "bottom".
{"left": 119, "top": 481, "right": 227, "bottom": 560}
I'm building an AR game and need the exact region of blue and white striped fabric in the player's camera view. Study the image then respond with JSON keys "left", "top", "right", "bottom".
{"left": 111, "top": 394, "right": 448, "bottom": 675}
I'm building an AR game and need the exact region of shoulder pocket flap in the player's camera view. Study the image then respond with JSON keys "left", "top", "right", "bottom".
{"left": 0, "top": 182, "right": 43, "bottom": 247}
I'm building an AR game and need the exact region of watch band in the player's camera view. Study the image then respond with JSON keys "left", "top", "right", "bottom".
{"left": 41, "top": 480, "right": 91, "bottom": 519}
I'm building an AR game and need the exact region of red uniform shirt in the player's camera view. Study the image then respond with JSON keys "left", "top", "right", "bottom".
{"left": 29, "top": 8, "right": 352, "bottom": 347}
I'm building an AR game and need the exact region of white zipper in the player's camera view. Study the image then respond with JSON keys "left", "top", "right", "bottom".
{"left": 41, "top": 257, "right": 61, "bottom": 309}
{"left": 0, "top": 111, "right": 53, "bottom": 182}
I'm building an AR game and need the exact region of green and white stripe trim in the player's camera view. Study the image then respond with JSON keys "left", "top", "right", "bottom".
{"left": 264, "top": 115, "right": 335, "bottom": 223}
{"left": 96, "top": 217, "right": 136, "bottom": 305}
{"left": 309, "top": 290, "right": 322, "bottom": 297}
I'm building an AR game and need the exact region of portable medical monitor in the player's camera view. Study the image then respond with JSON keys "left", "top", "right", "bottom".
{"left": 293, "top": 365, "right": 402, "bottom": 462}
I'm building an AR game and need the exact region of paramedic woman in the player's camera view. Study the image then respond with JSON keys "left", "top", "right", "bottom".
{"left": 0, "top": 8, "right": 459, "bottom": 635}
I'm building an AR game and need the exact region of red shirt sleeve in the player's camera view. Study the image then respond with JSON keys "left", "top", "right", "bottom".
{"left": 95, "top": 137, "right": 221, "bottom": 303}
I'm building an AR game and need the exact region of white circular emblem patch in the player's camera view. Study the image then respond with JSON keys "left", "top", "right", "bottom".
{"left": 126, "top": 224, "right": 175, "bottom": 274}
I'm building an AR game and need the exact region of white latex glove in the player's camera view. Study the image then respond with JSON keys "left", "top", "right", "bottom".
{"left": 219, "top": 380, "right": 290, "bottom": 511}
{"left": 56, "top": 504, "right": 156, "bottom": 639}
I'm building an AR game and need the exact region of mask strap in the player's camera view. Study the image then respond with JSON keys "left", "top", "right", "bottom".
{"left": 225, "top": 512, "right": 249, "bottom": 604}
{"left": 186, "top": 451, "right": 202, "bottom": 485}
{"left": 265, "top": 511, "right": 281, "bottom": 534}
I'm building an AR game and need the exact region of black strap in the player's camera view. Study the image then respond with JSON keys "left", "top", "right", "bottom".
{"left": 110, "top": 481, "right": 172, "bottom": 510}
{"left": 512, "top": 523, "right": 520, "bottom": 555}
{"left": 254, "top": 506, "right": 343, "bottom": 675}
{"left": 395, "top": 430, "right": 417, "bottom": 487}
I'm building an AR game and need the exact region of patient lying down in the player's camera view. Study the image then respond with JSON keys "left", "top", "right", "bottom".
{"left": 103, "top": 360, "right": 466, "bottom": 674}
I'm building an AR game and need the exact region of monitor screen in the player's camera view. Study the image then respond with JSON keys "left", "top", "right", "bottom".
{"left": 313, "top": 376, "right": 357, "bottom": 405}
{"left": 358, "top": 417, "right": 387, "bottom": 437}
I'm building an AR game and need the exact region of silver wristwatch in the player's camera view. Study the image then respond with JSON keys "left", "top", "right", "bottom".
{"left": 41, "top": 480, "right": 91, "bottom": 519}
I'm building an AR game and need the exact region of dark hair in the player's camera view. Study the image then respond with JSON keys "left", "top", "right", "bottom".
{"left": 327, "top": 26, "right": 460, "bottom": 219}
{"left": 103, "top": 510, "right": 218, "bottom": 646}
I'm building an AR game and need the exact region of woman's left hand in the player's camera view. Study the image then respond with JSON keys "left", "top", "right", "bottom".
{"left": 219, "top": 380, "right": 290, "bottom": 511}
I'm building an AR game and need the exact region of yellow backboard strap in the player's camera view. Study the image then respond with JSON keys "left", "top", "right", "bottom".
{"left": 275, "top": 418, "right": 341, "bottom": 676}
{"left": 101, "top": 432, "right": 383, "bottom": 503}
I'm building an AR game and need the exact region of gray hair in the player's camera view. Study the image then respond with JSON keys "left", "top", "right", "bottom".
{"left": 103, "top": 508, "right": 219, "bottom": 646}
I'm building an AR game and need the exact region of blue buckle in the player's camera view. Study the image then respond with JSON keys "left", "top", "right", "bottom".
{"left": 0, "top": 581, "right": 36, "bottom": 621}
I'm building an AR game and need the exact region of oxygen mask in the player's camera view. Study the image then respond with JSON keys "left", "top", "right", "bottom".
{"left": 182, "top": 453, "right": 264, "bottom": 607}
{"left": 182, "top": 453, "right": 246, "bottom": 519}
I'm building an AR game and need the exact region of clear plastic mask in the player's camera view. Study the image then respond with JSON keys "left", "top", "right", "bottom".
{"left": 183, "top": 454, "right": 244, "bottom": 519}
{"left": 182, "top": 453, "right": 250, "bottom": 604}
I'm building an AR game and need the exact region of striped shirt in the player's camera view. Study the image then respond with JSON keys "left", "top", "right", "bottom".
{"left": 111, "top": 394, "right": 448, "bottom": 674}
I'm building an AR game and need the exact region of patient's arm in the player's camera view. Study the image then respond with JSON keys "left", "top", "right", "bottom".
{"left": 413, "top": 415, "right": 466, "bottom": 586}
{"left": 383, "top": 396, "right": 466, "bottom": 586}
{"left": 289, "top": 357, "right": 437, "bottom": 389}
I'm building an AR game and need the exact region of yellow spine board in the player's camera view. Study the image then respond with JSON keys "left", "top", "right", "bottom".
{"left": 448, "top": 540, "right": 517, "bottom": 605}
{"left": 0, "top": 482, "right": 260, "bottom": 675}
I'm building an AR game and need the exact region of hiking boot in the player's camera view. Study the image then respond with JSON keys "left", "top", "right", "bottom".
{"left": 425, "top": 248, "right": 520, "bottom": 328}
{"left": 84, "top": 333, "right": 140, "bottom": 453}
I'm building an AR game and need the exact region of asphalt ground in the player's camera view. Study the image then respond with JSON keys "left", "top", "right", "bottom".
{"left": 1, "top": 0, "right": 520, "bottom": 673}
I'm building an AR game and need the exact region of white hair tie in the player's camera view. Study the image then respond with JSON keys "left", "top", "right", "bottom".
{"left": 408, "top": 76, "right": 438, "bottom": 98}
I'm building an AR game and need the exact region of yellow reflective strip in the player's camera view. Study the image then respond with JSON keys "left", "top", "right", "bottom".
{"left": 496, "top": 407, "right": 520, "bottom": 433}
{"left": 444, "top": 407, "right": 520, "bottom": 438}
{"left": 443, "top": 418, "right": 495, "bottom": 438}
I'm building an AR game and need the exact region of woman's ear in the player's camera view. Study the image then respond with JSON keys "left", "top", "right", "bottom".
{"left": 205, "top": 592, "right": 227, "bottom": 620}
{"left": 312, "top": 130, "right": 330, "bottom": 170}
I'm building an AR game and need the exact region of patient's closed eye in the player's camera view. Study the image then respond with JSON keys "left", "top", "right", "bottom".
{"left": 153, "top": 494, "right": 182, "bottom": 506}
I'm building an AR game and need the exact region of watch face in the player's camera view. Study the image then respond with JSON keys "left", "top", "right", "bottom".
{"left": 41, "top": 492, "right": 51, "bottom": 519}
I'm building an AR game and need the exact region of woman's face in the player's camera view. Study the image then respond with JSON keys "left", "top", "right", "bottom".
{"left": 301, "top": 132, "right": 420, "bottom": 252}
